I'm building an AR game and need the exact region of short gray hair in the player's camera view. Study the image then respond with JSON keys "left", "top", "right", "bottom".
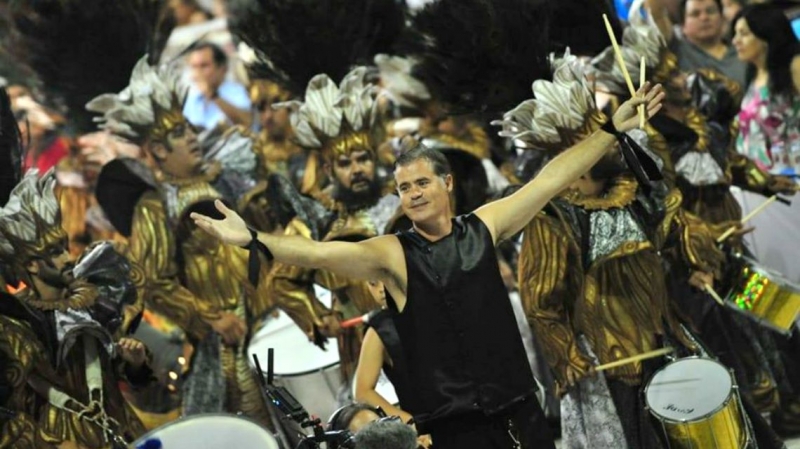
{"left": 353, "top": 418, "right": 417, "bottom": 449}
{"left": 394, "top": 143, "right": 451, "bottom": 178}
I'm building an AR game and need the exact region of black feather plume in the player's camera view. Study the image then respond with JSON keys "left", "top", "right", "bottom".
{"left": 401, "top": 0, "right": 553, "bottom": 117}
{"left": 0, "top": 88, "right": 22, "bottom": 206}
{"left": 549, "top": 0, "right": 623, "bottom": 57}
{"left": 227, "top": 0, "right": 406, "bottom": 96}
{"left": 1, "top": 0, "right": 174, "bottom": 134}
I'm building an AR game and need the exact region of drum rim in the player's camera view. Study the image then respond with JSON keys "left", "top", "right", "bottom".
{"left": 131, "top": 412, "right": 277, "bottom": 445}
{"left": 644, "top": 356, "right": 736, "bottom": 424}
{"left": 731, "top": 258, "right": 800, "bottom": 291}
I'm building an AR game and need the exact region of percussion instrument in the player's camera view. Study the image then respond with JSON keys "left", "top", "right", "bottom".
{"left": 645, "top": 357, "right": 749, "bottom": 449}
{"left": 131, "top": 414, "right": 279, "bottom": 449}
{"left": 725, "top": 257, "right": 800, "bottom": 334}
{"left": 248, "top": 285, "right": 343, "bottom": 421}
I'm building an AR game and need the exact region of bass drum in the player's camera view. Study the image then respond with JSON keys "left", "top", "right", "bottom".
{"left": 248, "top": 285, "right": 343, "bottom": 422}
{"left": 131, "top": 414, "right": 279, "bottom": 449}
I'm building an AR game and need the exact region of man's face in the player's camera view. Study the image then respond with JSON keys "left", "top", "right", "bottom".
{"left": 188, "top": 48, "right": 226, "bottom": 90}
{"left": 682, "top": 0, "right": 725, "bottom": 44}
{"left": 153, "top": 123, "right": 203, "bottom": 178}
{"left": 257, "top": 101, "right": 290, "bottom": 138}
{"left": 395, "top": 159, "right": 452, "bottom": 225}
{"left": 28, "top": 239, "right": 73, "bottom": 288}
{"left": 331, "top": 150, "right": 380, "bottom": 209}
{"left": 732, "top": 18, "right": 767, "bottom": 65}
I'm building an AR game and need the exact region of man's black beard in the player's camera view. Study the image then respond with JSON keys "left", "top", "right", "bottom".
{"left": 332, "top": 176, "right": 382, "bottom": 213}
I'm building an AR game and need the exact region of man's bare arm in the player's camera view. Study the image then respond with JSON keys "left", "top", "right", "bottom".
{"left": 213, "top": 96, "right": 253, "bottom": 128}
{"left": 191, "top": 200, "right": 395, "bottom": 282}
{"left": 646, "top": 0, "right": 675, "bottom": 42}
{"left": 475, "top": 84, "right": 665, "bottom": 243}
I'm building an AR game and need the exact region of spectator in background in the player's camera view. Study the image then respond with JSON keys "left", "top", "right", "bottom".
{"left": 721, "top": 0, "right": 747, "bottom": 39}
{"left": 13, "top": 96, "right": 69, "bottom": 174}
{"left": 183, "top": 42, "right": 252, "bottom": 130}
{"left": 354, "top": 418, "right": 419, "bottom": 449}
{"left": 648, "top": 0, "right": 748, "bottom": 87}
{"left": 733, "top": 3, "right": 800, "bottom": 171}
{"left": 170, "top": 0, "right": 212, "bottom": 27}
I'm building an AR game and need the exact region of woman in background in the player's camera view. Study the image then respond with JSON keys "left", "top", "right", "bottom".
{"left": 733, "top": 3, "right": 800, "bottom": 172}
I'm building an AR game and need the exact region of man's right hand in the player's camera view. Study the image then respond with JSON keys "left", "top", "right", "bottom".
{"left": 191, "top": 200, "right": 251, "bottom": 247}
{"left": 207, "top": 312, "right": 247, "bottom": 345}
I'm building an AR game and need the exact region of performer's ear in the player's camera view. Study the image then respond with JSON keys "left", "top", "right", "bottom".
{"left": 26, "top": 260, "right": 39, "bottom": 275}
{"left": 444, "top": 174, "right": 454, "bottom": 193}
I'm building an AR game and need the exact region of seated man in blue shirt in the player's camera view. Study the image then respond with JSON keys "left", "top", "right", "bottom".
{"left": 183, "top": 42, "right": 252, "bottom": 130}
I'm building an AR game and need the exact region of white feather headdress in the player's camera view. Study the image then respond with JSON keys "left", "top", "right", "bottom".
{"left": 374, "top": 54, "right": 431, "bottom": 108}
{"left": 0, "top": 170, "right": 64, "bottom": 267}
{"left": 275, "top": 67, "right": 382, "bottom": 158}
{"left": 493, "top": 50, "right": 607, "bottom": 152}
{"left": 86, "top": 56, "right": 188, "bottom": 142}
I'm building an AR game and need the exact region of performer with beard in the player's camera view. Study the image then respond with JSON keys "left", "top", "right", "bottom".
{"left": 90, "top": 56, "right": 304, "bottom": 429}
{"left": 494, "top": 52, "right": 735, "bottom": 449}
{"left": 263, "top": 68, "right": 400, "bottom": 396}
{"left": 591, "top": 5, "right": 798, "bottom": 419}
{"left": 0, "top": 170, "right": 153, "bottom": 449}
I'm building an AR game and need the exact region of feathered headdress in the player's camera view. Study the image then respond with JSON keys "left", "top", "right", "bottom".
{"left": 589, "top": 0, "right": 679, "bottom": 96}
{"left": 549, "top": 0, "right": 623, "bottom": 57}
{"left": 1, "top": 0, "right": 174, "bottom": 134}
{"left": 398, "top": 0, "right": 552, "bottom": 116}
{"left": 276, "top": 67, "right": 383, "bottom": 161}
{"left": 373, "top": 54, "right": 432, "bottom": 108}
{"left": 493, "top": 50, "right": 606, "bottom": 153}
{"left": 0, "top": 170, "right": 65, "bottom": 279}
{"left": 227, "top": 0, "right": 405, "bottom": 98}
{"left": 494, "top": 50, "right": 663, "bottom": 187}
{"left": 85, "top": 57, "right": 188, "bottom": 144}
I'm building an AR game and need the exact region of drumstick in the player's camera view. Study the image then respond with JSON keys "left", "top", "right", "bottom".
{"left": 603, "top": 14, "right": 637, "bottom": 97}
{"left": 704, "top": 284, "right": 725, "bottom": 306}
{"left": 716, "top": 195, "right": 778, "bottom": 243}
{"left": 595, "top": 347, "right": 674, "bottom": 372}
{"left": 639, "top": 57, "right": 646, "bottom": 129}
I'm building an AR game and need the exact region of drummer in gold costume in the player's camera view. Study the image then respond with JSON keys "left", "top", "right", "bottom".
{"left": 262, "top": 68, "right": 401, "bottom": 390}
{"left": 495, "top": 52, "right": 732, "bottom": 449}
{"left": 249, "top": 80, "right": 303, "bottom": 180}
{"left": 226, "top": 0, "right": 406, "bottom": 396}
{"left": 88, "top": 57, "right": 289, "bottom": 428}
{"left": 0, "top": 168, "right": 153, "bottom": 449}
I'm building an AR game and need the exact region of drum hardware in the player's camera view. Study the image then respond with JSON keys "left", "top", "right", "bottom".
{"left": 644, "top": 357, "right": 752, "bottom": 449}
{"left": 254, "top": 351, "right": 356, "bottom": 449}
{"left": 723, "top": 256, "right": 800, "bottom": 335}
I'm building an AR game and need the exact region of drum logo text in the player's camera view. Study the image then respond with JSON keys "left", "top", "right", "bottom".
{"left": 664, "top": 404, "right": 695, "bottom": 414}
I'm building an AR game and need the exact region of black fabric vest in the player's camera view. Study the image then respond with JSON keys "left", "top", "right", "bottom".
{"left": 386, "top": 214, "right": 537, "bottom": 427}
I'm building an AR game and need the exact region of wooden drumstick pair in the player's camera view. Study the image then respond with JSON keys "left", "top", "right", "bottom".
{"left": 602, "top": 14, "right": 647, "bottom": 129}
{"left": 705, "top": 195, "right": 780, "bottom": 304}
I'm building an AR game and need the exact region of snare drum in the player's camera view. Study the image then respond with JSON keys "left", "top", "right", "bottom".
{"left": 645, "top": 357, "right": 748, "bottom": 449}
{"left": 131, "top": 413, "right": 279, "bottom": 449}
{"left": 725, "top": 257, "right": 800, "bottom": 334}
{"left": 248, "top": 285, "right": 343, "bottom": 421}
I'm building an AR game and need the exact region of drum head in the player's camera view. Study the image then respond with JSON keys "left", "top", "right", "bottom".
{"left": 645, "top": 358, "right": 733, "bottom": 422}
{"left": 248, "top": 285, "right": 339, "bottom": 376}
{"left": 132, "top": 414, "right": 279, "bottom": 449}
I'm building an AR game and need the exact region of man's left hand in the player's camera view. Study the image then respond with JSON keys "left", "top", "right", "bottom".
{"left": 117, "top": 338, "right": 147, "bottom": 368}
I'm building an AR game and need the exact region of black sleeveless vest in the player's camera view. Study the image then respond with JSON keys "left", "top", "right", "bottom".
{"left": 386, "top": 214, "right": 537, "bottom": 427}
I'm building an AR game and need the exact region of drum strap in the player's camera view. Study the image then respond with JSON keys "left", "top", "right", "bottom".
{"left": 43, "top": 335, "right": 122, "bottom": 443}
